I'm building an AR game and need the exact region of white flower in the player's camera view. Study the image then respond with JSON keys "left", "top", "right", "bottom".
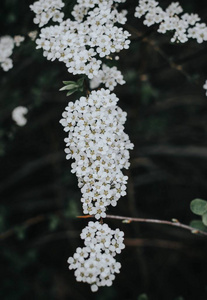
{"left": 33, "top": 0, "right": 130, "bottom": 85}
{"left": 134, "top": 0, "right": 207, "bottom": 44}
{"left": 68, "top": 222, "right": 124, "bottom": 291}
{"left": 60, "top": 89, "right": 133, "bottom": 219}
{"left": 89, "top": 64, "right": 125, "bottom": 91}
{"left": 203, "top": 80, "right": 207, "bottom": 96}
{"left": 12, "top": 106, "right": 28, "bottom": 126}
{"left": 30, "top": 0, "right": 65, "bottom": 27}
{"left": 0, "top": 36, "right": 14, "bottom": 71}
{"left": 14, "top": 35, "right": 25, "bottom": 47}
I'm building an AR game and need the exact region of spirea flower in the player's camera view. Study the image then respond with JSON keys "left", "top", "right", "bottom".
{"left": 60, "top": 89, "right": 133, "bottom": 219}
{"left": 30, "top": 0, "right": 65, "bottom": 27}
{"left": 14, "top": 35, "right": 25, "bottom": 47}
{"left": 0, "top": 36, "right": 14, "bottom": 71}
{"left": 134, "top": 0, "right": 207, "bottom": 43}
{"left": 0, "top": 35, "right": 24, "bottom": 71}
{"left": 89, "top": 64, "right": 125, "bottom": 91}
{"left": 68, "top": 221, "right": 125, "bottom": 291}
{"left": 34, "top": 0, "right": 130, "bottom": 84}
{"left": 12, "top": 106, "right": 28, "bottom": 126}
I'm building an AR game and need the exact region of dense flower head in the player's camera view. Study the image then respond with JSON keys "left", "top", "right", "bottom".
{"left": 34, "top": 0, "right": 130, "bottom": 85}
{"left": 134, "top": 0, "right": 207, "bottom": 43}
{"left": 60, "top": 89, "right": 133, "bottom": 219}
{"left": 30, "top": 0, "right": 65, "bottom": 27}
{"left": 68, "top": 221, "right": 124, "bottom": 291}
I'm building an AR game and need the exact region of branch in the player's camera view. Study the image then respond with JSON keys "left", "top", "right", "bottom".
{"left": 126, "top": 24, "right": 197, "bottom": 83}
{"left": 106, "top": 214, "right": 207, "bottom": 236}
{"left": 2, "top": 212, "right": 207, "bottom": 241}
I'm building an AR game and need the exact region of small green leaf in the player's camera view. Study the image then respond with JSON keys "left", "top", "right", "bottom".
{"left": 138, "top": 294, "right": 148, "bottom": 300}
{"left": 14, "top": 226, "right": 26, "bottom": 240}
{"left": 48, "top": 215, "right": 59, "bottom": 231}
{"left": 63, "top": 81, "right": 76, "bottom": 85}
{"left": 202, "top": 212, "right": 207, "bottom": 226}
{"left": 77, "top": 77, "right": 84, "bottom": 86}
{"left": 66, "top": 88, "right": 78, "bottom": 96}
{"left": 59, "top": 84, "right": 78, "bottom": 91}
{"left": 190, "top": 220, "right": 207, "bottom": 232}
{"left": 190, "top": 199, "right": 207, "bottom": 216}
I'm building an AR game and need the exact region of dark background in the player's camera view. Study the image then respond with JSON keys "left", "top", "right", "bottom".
{"left": 1, "top": 1, "right": 207, "bottom": 299}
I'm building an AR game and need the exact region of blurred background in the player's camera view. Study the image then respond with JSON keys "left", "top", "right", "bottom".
{"left": 1, "top": 0, "right": 207, "bottom": 299}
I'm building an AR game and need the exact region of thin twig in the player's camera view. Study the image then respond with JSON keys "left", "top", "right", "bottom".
{"left": 126, "top": 24, "right": 196, "bottom": 82}
{"left": 1, "top": 212, "right": 207, "bottom": 241}
{"left": 0, "top": 214, "right": 46, "bottom": 240}
{"left": 106, "top": 214, "right": 207, "bottom": 236}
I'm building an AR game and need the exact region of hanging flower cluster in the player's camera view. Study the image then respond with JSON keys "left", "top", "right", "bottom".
{"left": 68, "top": 221, "right": 125, "bottom": 292}
{"left": 30, "top": 0, "right": 65, "bottom": 27}
{"left": 32, "top": 0, "right": 130, "bottom": 89}
{"left": 0, "top": 35, "right": 24, "bottom": 71}
{"left": 134, "top": 0, "right": 207, "bottom": 43}
{"left": 60, "top": 88, "right": 134, "bottom": 219}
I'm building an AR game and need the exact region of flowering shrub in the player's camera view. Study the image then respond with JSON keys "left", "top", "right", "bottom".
{"left": 1, "top": 0, "right": 207, "bottom": 298}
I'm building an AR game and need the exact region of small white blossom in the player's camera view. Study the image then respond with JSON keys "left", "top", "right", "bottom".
{"left": 0, "top": 35, "right": 24, "bottom": 71}
{"left": 90, "top": 64, "right": 125, "bottom": 91}
{"left": 203, "top": 80, "right": 207, "bottom": 96}
{"left": 30, "top": 0, "right": 65, "bottom": 27}
{"left": 0, "top": 36, "right": 14, "bottom": 71}
{"left": 12, "top": 106, "right": 28, "bottom": 126}
{"left": 14, "top": 35, "right": 25, "bottom": 47}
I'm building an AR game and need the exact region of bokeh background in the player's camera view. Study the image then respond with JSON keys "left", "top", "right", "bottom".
{"left": 1, "top": 1, "right": 207, "bottom": 299}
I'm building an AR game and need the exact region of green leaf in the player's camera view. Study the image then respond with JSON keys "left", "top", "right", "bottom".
{"left": 190, "top": 220, "right": 207, "bottom": 232}
{"left": 66, "top": 88, "right": 78, "bottom": 96}
{"left": 64, "top": 199, "right": 80, "bottom": 218}
{"left": 190, "top": 198, "right": 207, "bottom": 216}
{"left": 14, "top": 226, "right": 26, "bottom": 240}
{"left": 48, "top": 215, "right": 59, "bottom": 231}
{"left": 202, "top": 212, "right": 207, "bottom": 226}
{"left": 77, "top": 77, "right": 84, "bottom": 86}
{"left": 59, "top": 84, "right": 78, "bottom": 91}
{"left": 62, "top": 81, "right": 76, "bottom": 85}
{"left": 138, "top": 294, "right": 148, "bottom": 300}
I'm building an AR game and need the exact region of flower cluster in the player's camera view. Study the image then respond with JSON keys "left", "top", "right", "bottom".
{"left": 0, "top": 35, "right": 24, "bottom": 71}
{"left": 12, "top": 106, "right": 28, "bottom": 126}
{"left": 30, "top": 0, "right": 64, "bottom": 27}
{"left": 68, "top": 221, "right": 125, "bottom": 292}
{"left": 0, "top": 36, "right": 14, "bottom": 71}
{"left": 60, "top": 89, "right": 133, "bottom": 219}
{"left": 34, "top": 0, "right": 130, "bottom": 86}
{"left": 134, "top": 0, "right": 207, "bottom": 43}
{"left": 90, "top": 64, "right": 125, "bottom": 91}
